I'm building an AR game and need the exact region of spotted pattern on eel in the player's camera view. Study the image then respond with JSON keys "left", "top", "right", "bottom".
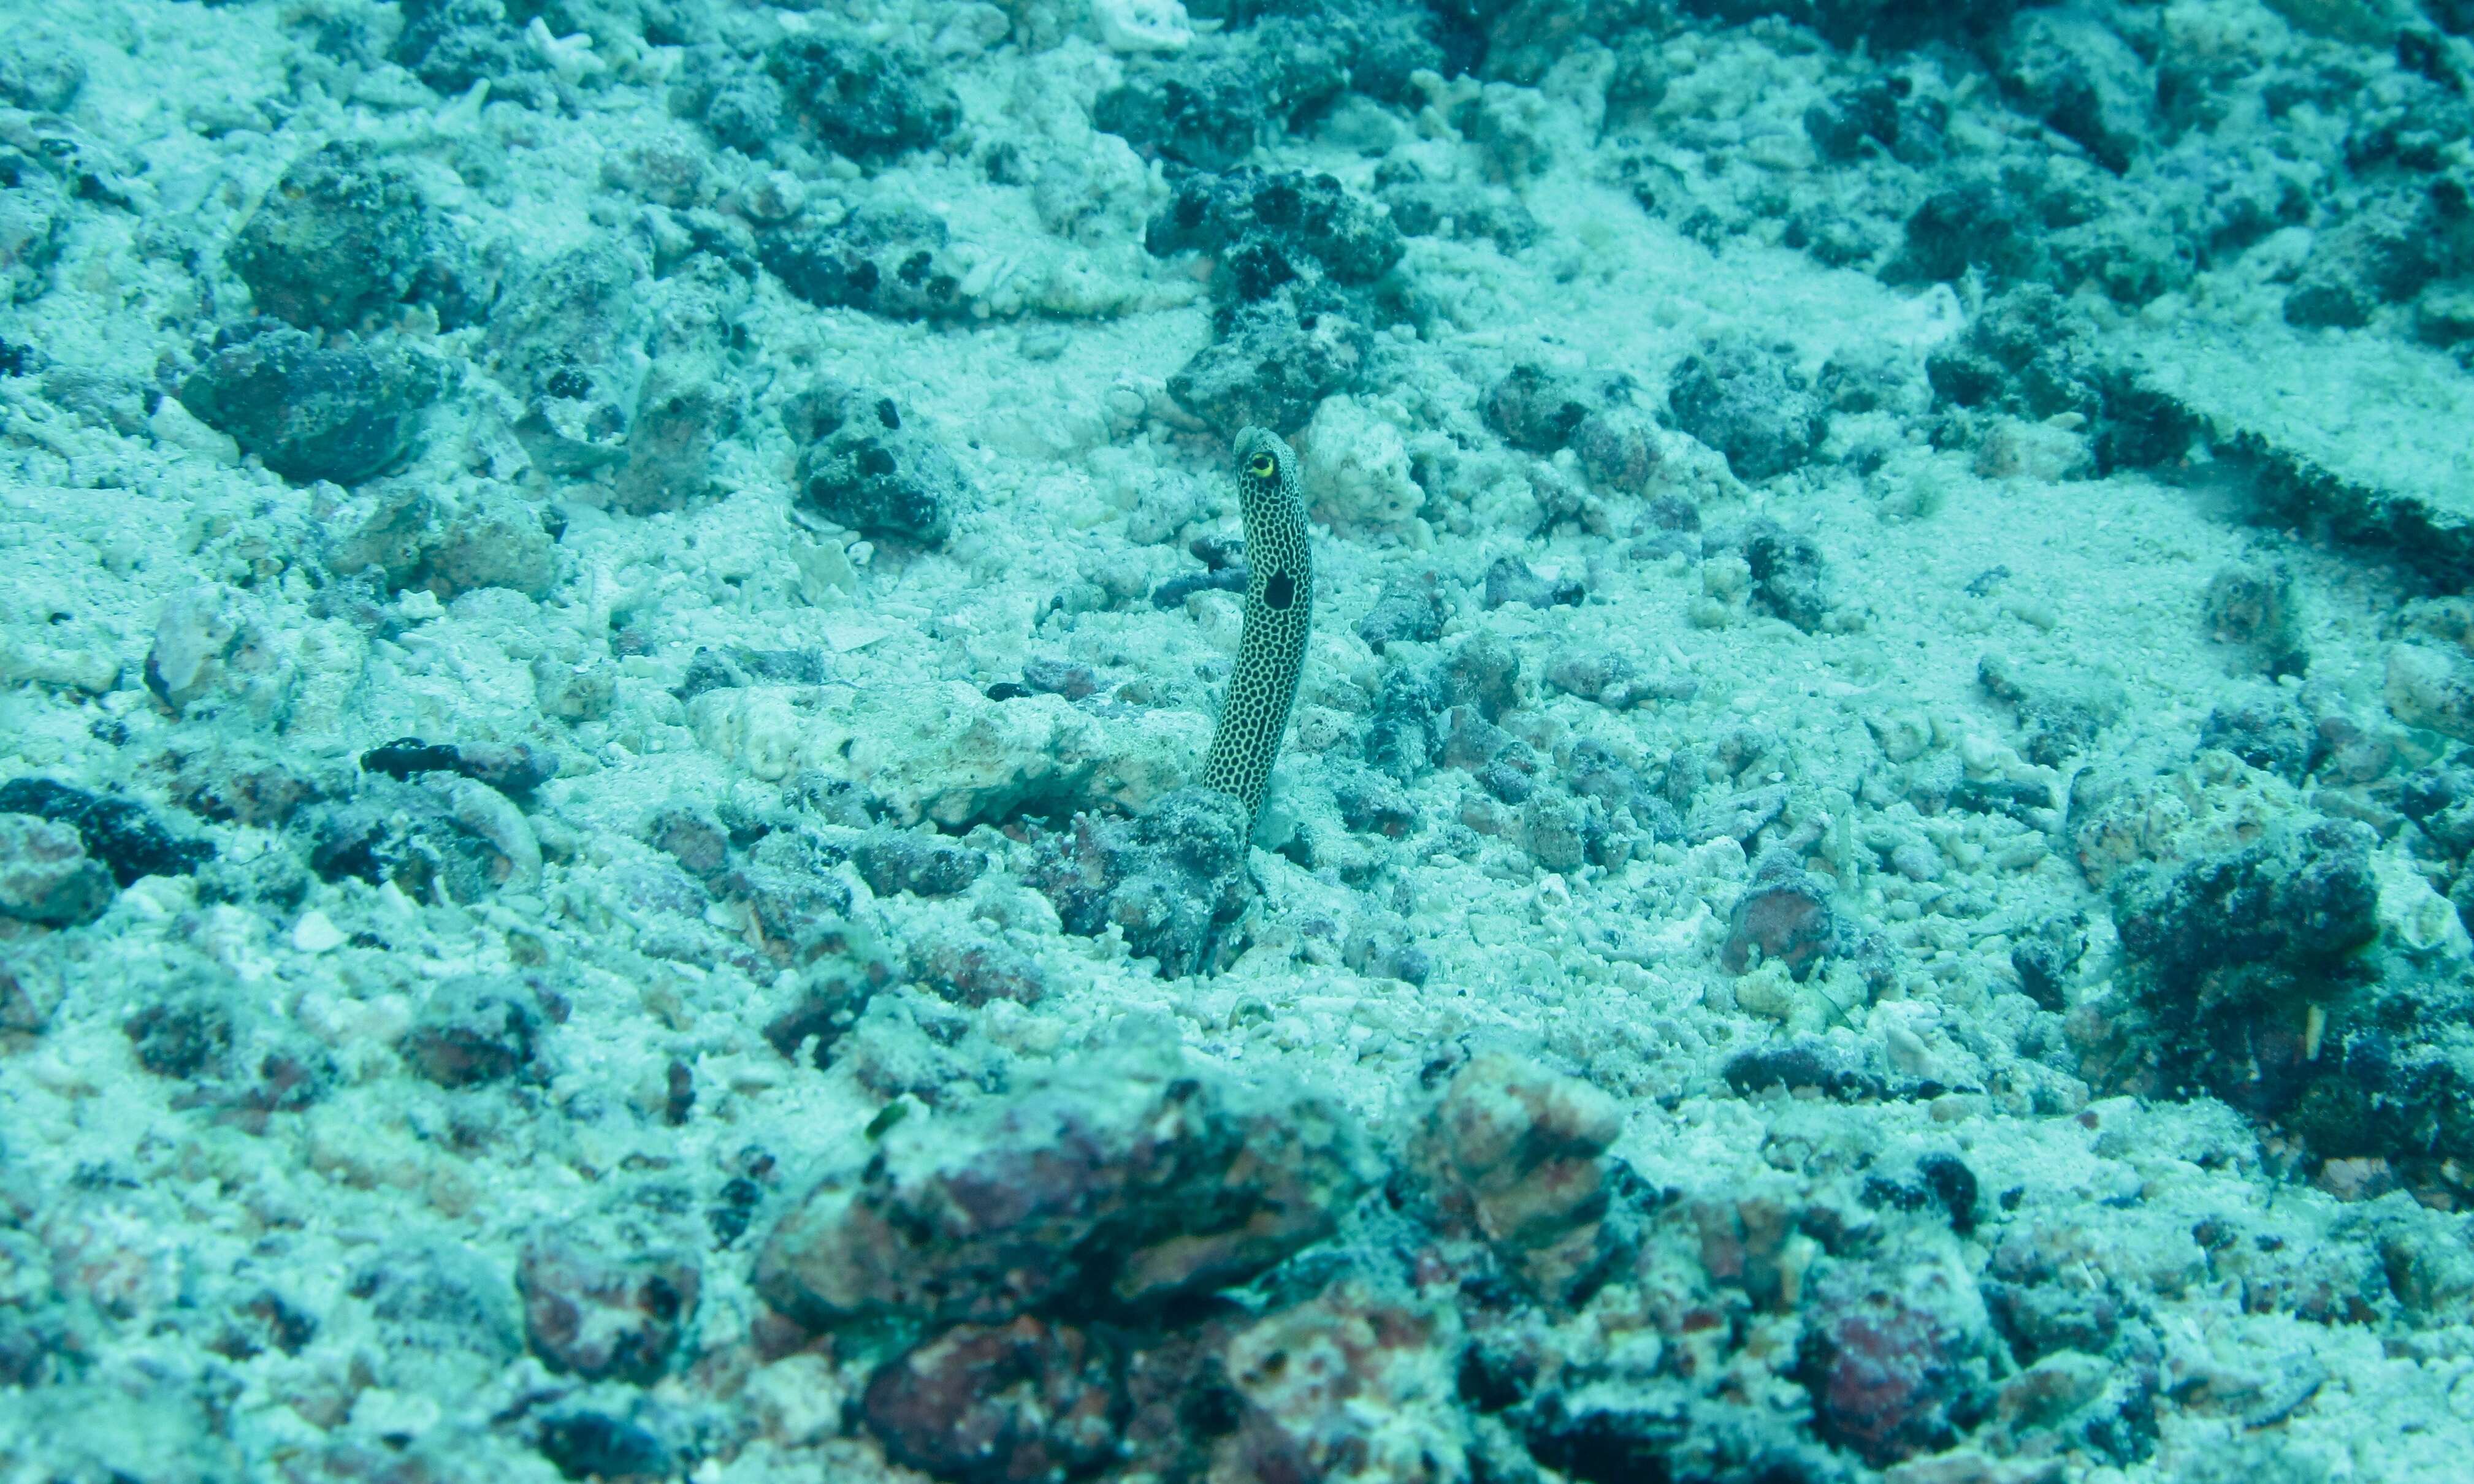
{"left": 1200, "top": 425, "right": 1313, "bottom": 831}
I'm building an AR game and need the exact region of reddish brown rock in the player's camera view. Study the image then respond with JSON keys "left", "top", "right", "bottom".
{"left": 863, "top": 1317, "right": 1124, "bottom": 1484}
{"left": 755, "top": 1046, "right": 1370, "bottom": 1330}
{"left": 1411, "top": 1052, "right": 1625, "bottom": 1298}
{"left": 1798, "top": 1268, "right": 1987, "bottom": 1465}
{"left": 1213, "top": 1283, "right": 1459, "bottom": 1484}
{"left": 517, "top": 1233, "right": 700, "bottom": 1384}
{"left": 1722, "top": 855, "right": 1839, "bottom": 978}
{"left": 910, "top": 932, "right": 1046, "bottom": 1008}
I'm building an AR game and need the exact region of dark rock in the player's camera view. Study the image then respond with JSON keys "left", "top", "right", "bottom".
{"left": 399, "top": 976, "right": 551, "bottom": 1087}
{"left": 1166, "top": 284, "right": 1373, "bottom": 436}
{"left": 536, "top": 1406, "right": 673, "bottom": 1484}
{"left": 1025, "top": 787, "right": 1251, "bottom": 978}
{"left": 361, "top": 737, "right": 557, "bottom": 796}
{"left": 855, "top": 830, "right": 986, "bottom": 898}
{"left": 0, "top": 777, "right": 212, "bottom": 886}
{"left": 863, "top": 1317, "right": 1125, "bottom": 1484}
{"left": 517, "top": 1233, "right": 700, "bottom": 1385}
{"left": 1668, "top": 337, "right": 1827, "bottom": 481}
{"left": 760, "top": 202, "right": 967, "bottom": 321}
{"left": 227, "top": 142, "right": 433, "bottom": 331}
{"left": 1356, "top": 572, "right": 1450, "bottom": 652}
{"left": 394, "top": 0, "right": 551, "bottom": 103}
{"left": 1742, "top": 522, "right": 1833, "bottom": 633}
{"left": 179, "top": 321, "right": 446, "bottom": 485}
{"left": 768, "top": 31, "right": 959, "bottom": 161}
{"left": 1484, "top": 362, "right": 1598, "bottom": 455}
{"left": 1145, "top": 167, "right": 1402, "bottom": 303}
{"left": 754, "top": 1047, "right": 1370, "bottom": 1328}
{"left": 126, "top": 991, "right": 237, "bottom": 1081}
{"left": 1722, "top": 855, "right": 1842, "bottom": 979}
{"left": 1366, "top": 664, "right": 1444, "bottom": 781}
{"left": 788, "top": 380, "right": 969, "bottom": 545}
{"left": 1334, "top": 767, "right": 1417, "bottom": 839}
{"left": 1481, "top": 555, "right": 1584, "bottom": 611}
{"left": 0, "top": 813, "right": 113, "bottom": 926}
{"left": 701, "top": 67, "right": 787, "bottom": 153}
{"left": 2115, "top": 818, "right": 2381, "bottom": 991}
{"left": 2199, "top": 689, "right": 2319, "bottom": 781}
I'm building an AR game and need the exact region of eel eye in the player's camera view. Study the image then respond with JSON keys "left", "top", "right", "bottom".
{"left": 1247, "top": 452, "right": 1277, "bottom": 479}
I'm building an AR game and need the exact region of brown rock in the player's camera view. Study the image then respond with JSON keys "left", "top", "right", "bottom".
{"left": 863, "top": 1317, "right": 1123, "bottom": 1484}
{"left": 517, "top": 1233, "right": 700, "bottom": 1384}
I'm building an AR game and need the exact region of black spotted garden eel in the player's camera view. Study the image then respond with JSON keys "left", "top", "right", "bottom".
{"left": 1199, "top": 425, "right": 1312, "bottom": 832}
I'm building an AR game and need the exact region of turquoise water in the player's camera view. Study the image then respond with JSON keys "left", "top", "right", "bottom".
{"left": 2, "top": 1, "right": 2472, "bottom": 1480}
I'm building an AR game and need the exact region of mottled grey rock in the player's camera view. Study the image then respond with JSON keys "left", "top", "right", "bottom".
{"left": 1668, "top": 337, "right": 1827, "bottom": 482}
{"left": 179, "top": 322, "right": 446, "bottom": 485}
{"left": 1166, "top": 285, "right": 1372, "bottom": 436}
{"left": 227, "top": 142, "right": 432, "bottom": 331}
{"left": 788, "top": 381, "right": 969, "bottom": 546}
{"left": 1026, "top": 786, "right": 1250, "bottom": 978}
{"left": 766, "top": 32, "right": 958, "bottom": 161}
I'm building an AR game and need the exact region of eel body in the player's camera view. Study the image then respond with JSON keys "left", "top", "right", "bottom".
{"left": 1200, "top": 425, "right": 1313, "bottom": 829}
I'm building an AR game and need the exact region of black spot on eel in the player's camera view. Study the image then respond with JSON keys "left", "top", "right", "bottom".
{"left": 1200, "top": 425, "right": 1312, "bottom": 832}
